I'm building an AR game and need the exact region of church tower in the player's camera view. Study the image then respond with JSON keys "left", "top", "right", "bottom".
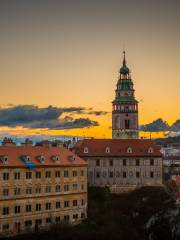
{"left": 112, "top": 51, "right": 139, "bottom": 139}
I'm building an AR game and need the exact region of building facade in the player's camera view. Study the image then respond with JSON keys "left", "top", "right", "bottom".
{"left": 0, "top": 139, "right": 87, "bottom": 237}
{"left": 74, "top": 139, "right": 162, "bottom": 192}
{"left": 112, "top": 51, "right": 139, "bottom": 139}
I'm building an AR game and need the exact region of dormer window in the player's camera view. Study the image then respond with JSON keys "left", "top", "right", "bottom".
{"left": 69, "top": 155, "right": 76, "bottom": 161}
{"left": 84, "top": 147, "right": 88, "bottom": 154}
{"left": 148, "top": 147, "right": 154, "bottom": 153}
{"left": 105, "top": 147, "right": 110, "bottom": 153}
{"left": 37, "top": 155, "right": 45, "bottom": 164}
{"left": 127, "top": 147, "right": 132, "bottom": 153}
{"left": 0, "top": 155, "right": 8, "bottom": 164}
{"left": 52, "top": 155, "right": 60, "bottom": 162}
{"left": 21, "top": 155, "right": 31, "bottom": 161}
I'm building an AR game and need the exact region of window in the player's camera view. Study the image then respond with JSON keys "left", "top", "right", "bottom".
{"left": 25, "top": 220, "right": 32, "bottom": 228}
{"left": 150, "top": 172, "right": 154, "bottom": 178}
{"left": 148, "top": 147, "right": 154, "bottom": 153}
{"left": 96, "top": 172, "right": 100, "bottom": 178}
{"left": 26, "top": 187, "right": 32, "bottom": 195}
{"left": 45, "top": 185, "right": 51, "bottom": 193}
{"left": 2, "top": 224, "right": 9, "bottom": 230}
{"left": 109, "top": 159, "right": 114, "bottom": 166}
{"left": 14, "top": 172, "right": 20, "bottom": 180}
{"left": 14, "top": 206, "right": 21, "bottom": 214}
{"left": 64, "top": 170, "right": 69, "bottom": 177}
{"left": 73, "top": 183, "right": 78, "bottom": 191}
{"left": 81, "top": 170, "right": 84, "bottom": 176}
{"left": 55, "top": 171, "right": 60, "bottom": 178}
{"left": 14, "top": 188, "right": 21, "bottom": 195}
{"left": 55, "top": 185, "right": 61, "bottom": 192}
{"left": 64, "top": 201, "right": 69, "bottom": 208}
{"left": 3, "top": 172, "right": 9, "bottom": 180}
{"left": 35, "top": 186, "right": 41, "bottom": 194}
{"left": 56, "top": 201, "right": 61, "bottom": 208}
{"left": 45, "top": 171, "right": 51, "bottom": 178}
{"left": 127, "top": 147, "right": 132, "bottom": 153}
{"left": 106, "top": 147, "right": 110, "bottom": 153}
{"left": 26, "top": 172, "right": 32, "bottom": 179}
{"left": 46, "top": 218, "right": 51, "bottom": 223}
{"left": 64, "top": 215, "right": 69, "bottom": 222}
{"left": 123, "top": 172, "right": 126, "bottom": 178}
{"left": 136, "top": 172, "right": 140, "bottom": 178}
{"left": 81, "top": 199, "right": 84, "bottom": 206}
{"left": 81, "top": 184, "right": 84, "bottom": 190}
{"left": 73, "top": 214, "right": 78, "bottom": 220}
{"left": 64, "top": 184, "right": 69, "bottom": 192}
{"left": 96, "top": 159, "right": 100, "bottom": 166}
{"left": 36, "top": 204, "right": 41, "bottom": 211}
{"left": 123, "top": 159, "right": 127, "bottom": 166}
{"left": 26, "top": 205, "right": 31, "bottom": 212}
{"left": 72, "top": 170, "right": 77, "bottom": 177}
{"left": 83, "top": 147, "right": 88, "bottom": 153}
{"left": 125, "top": 119, "right": 130, "bottom": 129}
{"left": 3, "top": 189, "right": 9, "bottom": 196}
{"left": 73, "top": 200, "right": 78, "bottom": 206}
{"left": 150, "top": 159, "right": 154, "bottom": 166}
{"left": 35, "top": 171, "right": 41, "bottom": 179}
{"left": 109, "top": 172, "right": 113, "bottom": 178}
{"left": 56, "top": 216, "right": 61, "bottom": 222}
{"left": 3, "top": 207, "right": 9, "bottom": 215}
{"left": 46, "top": 202, "right": 51, "bottom": 210}
{"left": 136, "top": 159, "right": 140, "bottom": 166}
{"left": 35, "top": 219, "right": 42, "bottom": 226}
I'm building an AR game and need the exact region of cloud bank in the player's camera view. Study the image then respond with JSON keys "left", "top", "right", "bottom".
{"left": 0, "top": 105, "right": 99, "bottom": 129}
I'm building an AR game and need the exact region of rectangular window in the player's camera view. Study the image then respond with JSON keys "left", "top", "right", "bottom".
{"left": 3, "top": 207, "right": 9, "bottom": 215}
{"left": 123, "top": 172, "right": 126, "bottom": 178}
{"left": 150, "top": 159, "right": 154, "bottom": 166}
{"left": 14, "top": 188, "right": 21, "bottom": 195}
{"left": 64, "top": 215, "right": 69, "bottom": 222}
{"left": 25, "top": 220, "right": 32, "bottom": 228}
{"left": 72, "top": 170, "right": 77, "bottom": 177}
{"left": 36, "top": 203, "right": 41, "bottom": 211}
{"left": 123, "top": 159, "right": 127, "bottom": 166}
{"left": 55, "top": 185, "right": 61, "bottom": 192}
{"left": 64, "top": 184, "right": 69, "bottom": 192}
{"left": 81, "top": 170, "right": 84, "bottom": 176}
{"left": 136, "top": 172, "right": 140, "bottom": 178}
{"left": 35, "top": 186, "right": 41, "bottom": 194}
{"left": 26, "top": 172, "right": 32, "bottom": 179}
{"left": 136, "top": 159, "right": 140, "bottom": 166}
{"left": 96, "top": 172, "right": 100, "bottom": 178}
{"left": 45, "top": 171, "right": 51, "bottom": 178}
{"left": 35, "top": 219, "right": 42, "bottom": 226}
{"left": 150, "top": 171, "right": 154, "bottom": 178}
{"left": 73, "top": 183, "right": 78, "bottom": 191}
{"left": 55, "top": 171, "right": 60, "bottom": 178}
{"left": 26, "top": 187, "right": 32, "bottom": 195}
{"left": 109, "top": 160, "right": 114, "bottom": 166}
{"left": 81, "top": 199, "right": 84, "bottom": 206}
{"left": 73, "top": 200, "right": 78, "bottom": 206}
{"left": 109, "top": 171, "right": 113, "bottom": 178}
{"left": 46, "top": 218, "right": 51, "bottom": 223}
{"left": 3, "top": 172, "right": 9, "bottom": 181}
{"left": 3, "top": 189, "right": 9, "bottom": 196}
{"left": 2, "top": 224, "right": 9, "bottom": 230}
{"left": 26, "top": 205, "right": 31, "bottom": 212}
{"left": 45, "top": 185, "right": 51, "bottom": 193}
{"left": 96, "top": 159, "right": 100, "bottom": 166}
{"left": 35, "top": 171, "right": 41, "bottom": 179}
{"left": 56, "top": 201, "right": 61, "bottom": 209}
{"left": 73, "top": 214, "right": 78, "bottom": 220}
{"left": 64, "top": 170, "right": 69, "bottom": 177}
{"left": 46, "top": 202, "right": 51, "bottom": 210}
{"left": 14, "top": 172, "right": 20, "bottom": 180}
{"left": 64, "top": 201, "right": 69, "bottom": 208}
{"left": 56, "top": 216, "right": 61, "bottom": 222}
{"left": 14, "top": 206, "right": 21, "bottom": 214}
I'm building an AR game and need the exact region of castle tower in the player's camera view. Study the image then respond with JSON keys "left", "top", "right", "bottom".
{"left": 112, "top": 51, "right": 139, "bottom": 139}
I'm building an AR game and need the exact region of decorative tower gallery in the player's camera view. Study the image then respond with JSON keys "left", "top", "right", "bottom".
{"left": 112, "top": 51, "right": 139, "bottom": 139}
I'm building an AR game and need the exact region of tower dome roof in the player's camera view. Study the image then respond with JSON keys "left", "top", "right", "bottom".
{"left": 120, "top": 51, "right": 130, "bottom": 74}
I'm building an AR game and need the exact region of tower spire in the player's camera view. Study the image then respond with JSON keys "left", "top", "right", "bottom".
{"left": 123, "top": 51, "right": 126, "bottom": 67}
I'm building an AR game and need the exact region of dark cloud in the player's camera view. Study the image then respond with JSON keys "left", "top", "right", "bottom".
{"left": 140, "top": 118, "right": 169, "bottom": 132}
{"left": 87, "top": 111, "right": 109, "bottom": 116}
{"left": 0, "top": 105, "right": 99, "bottom": 129}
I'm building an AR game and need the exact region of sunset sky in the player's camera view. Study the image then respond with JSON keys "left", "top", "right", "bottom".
{"left": 0, "top": 0, "right": 179, "bottom": 138}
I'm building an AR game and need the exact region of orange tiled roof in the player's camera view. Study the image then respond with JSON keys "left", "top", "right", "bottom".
{"left": 0, "top": 146, "right": 86, "bottom": 167}
{"left": 73, "top": 139, "right": 162, "bottom": 157}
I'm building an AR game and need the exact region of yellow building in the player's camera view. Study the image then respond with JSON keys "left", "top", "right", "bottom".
{"left": 0, "top": 138, "right": 87, "bottom": 237}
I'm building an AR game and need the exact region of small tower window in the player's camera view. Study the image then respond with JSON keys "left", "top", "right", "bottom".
{"left": 84, "top": 147, "right": 88, "bottom": 154}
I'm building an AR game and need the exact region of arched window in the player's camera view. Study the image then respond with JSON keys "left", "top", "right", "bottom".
{"left": 105, "top": 147, "right": 110, "bottom": 153}
{"left": 84, "top": 147, "right": 88, "bottom": 153}
{"left": 148, "top": 147, "right": 154, "bottom": 153}
{"left": 127, "top": 147, "right": 132, "bottom": 153}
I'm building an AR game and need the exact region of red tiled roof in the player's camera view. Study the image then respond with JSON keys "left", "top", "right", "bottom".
{"left": 0, "top": 146, "right": 86, "bottom": 167}
{"left": 73, "top": 139, "right": 162, "bottom": 157}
